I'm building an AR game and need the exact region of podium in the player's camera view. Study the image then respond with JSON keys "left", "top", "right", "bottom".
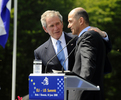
{"left": 29, "top": 72, "right": 100, "bottom": 100}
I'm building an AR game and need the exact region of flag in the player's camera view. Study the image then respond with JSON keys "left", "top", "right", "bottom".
{"left": 0, "top": 0, "right": 11, "bottom": 48}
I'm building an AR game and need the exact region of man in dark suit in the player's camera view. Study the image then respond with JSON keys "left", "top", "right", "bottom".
{"left": 34, "top": 10, "right": 77, "bottom": 73}
{"left": 67, "top": 7, "right": 111, "bottom": 100}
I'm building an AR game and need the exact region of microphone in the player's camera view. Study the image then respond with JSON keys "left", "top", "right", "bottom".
{"left": 45, "top": 36, "right": 78, "bottom": 73}
{"left": 62, "top": 46, "right": 76, "bottom": 73}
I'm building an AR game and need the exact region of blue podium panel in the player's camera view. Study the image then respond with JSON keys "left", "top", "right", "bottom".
{"left": 29, "top": 74, "right": 64, "bottom": 100}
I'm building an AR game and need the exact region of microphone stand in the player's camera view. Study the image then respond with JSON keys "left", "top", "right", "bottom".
{"left": 62, "top": 46, "right": 76, "bottom": 73}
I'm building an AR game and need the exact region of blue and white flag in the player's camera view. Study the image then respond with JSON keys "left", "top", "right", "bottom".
{"left": 0, "top": 0, "right": 11, "bottom": 48}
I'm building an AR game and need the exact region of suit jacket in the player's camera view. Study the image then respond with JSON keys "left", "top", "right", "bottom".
{"left": 34, "top": 32, "right": 77, "bottom": 73}
{"left": 68, "top": 30, "right": 107, "bottom": 100}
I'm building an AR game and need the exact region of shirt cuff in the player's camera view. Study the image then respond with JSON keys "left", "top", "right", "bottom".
{"left": 103, "top": 32, "right": 109, "bottom": 41}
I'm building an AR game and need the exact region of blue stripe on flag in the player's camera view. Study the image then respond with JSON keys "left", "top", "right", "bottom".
{"left": 0, "top": 0, "right": 10, "bottom": 48}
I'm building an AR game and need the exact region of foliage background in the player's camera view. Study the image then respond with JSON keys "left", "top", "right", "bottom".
{"left": 0, "top": 0, "right": 121, "bottom": 99}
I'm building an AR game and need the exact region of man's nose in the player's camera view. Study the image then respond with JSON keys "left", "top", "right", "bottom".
{"left": 54, "top": 25, "right": 58, "bottom": 30}
{"left": 68, "top": 24, "right": 70, "bottom": 28}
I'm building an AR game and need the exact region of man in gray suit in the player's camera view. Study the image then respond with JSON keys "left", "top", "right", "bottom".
{"left": 68, "top": 7, "right": 111, "bottom": 100}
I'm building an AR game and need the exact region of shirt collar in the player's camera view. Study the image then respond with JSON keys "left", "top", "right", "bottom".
{"left": 78, "top": 26, "right": 91, "bottom": 37}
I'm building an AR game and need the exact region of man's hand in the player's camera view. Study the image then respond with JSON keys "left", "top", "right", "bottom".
{"left": 88, "top": 27, "right": 107, "bottom": 38}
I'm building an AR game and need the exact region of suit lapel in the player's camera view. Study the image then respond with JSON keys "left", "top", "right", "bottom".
{"left": 75, "top": 32, "right": 86, "bottom": 53}
{"left": 64, "top": 33, "right": 74, "bottom": 55}
{"left": 44, "top": 38, "right": 61, "bottom": 66}
{"left": 64, "top": 32, "right": 76, "bottom": 70}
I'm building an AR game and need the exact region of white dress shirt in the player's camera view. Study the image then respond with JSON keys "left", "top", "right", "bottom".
{"left": 51, "top": 32, "right": 68, "bottom": 70}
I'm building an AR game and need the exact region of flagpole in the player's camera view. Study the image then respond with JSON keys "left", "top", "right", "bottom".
{"left": 11, "top": 0, "right": 17, "bottom": 99}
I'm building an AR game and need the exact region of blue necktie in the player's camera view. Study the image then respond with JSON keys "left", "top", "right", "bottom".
{"left": 56, "top": 40, "right": 66, "bottom": 70}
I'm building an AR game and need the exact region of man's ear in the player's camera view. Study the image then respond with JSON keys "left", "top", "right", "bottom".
{"left": 43, "top": 27, "right": 48, "bottom": 33}
{"left": 79, "top": 17, "right": 84, "bottom": 25}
